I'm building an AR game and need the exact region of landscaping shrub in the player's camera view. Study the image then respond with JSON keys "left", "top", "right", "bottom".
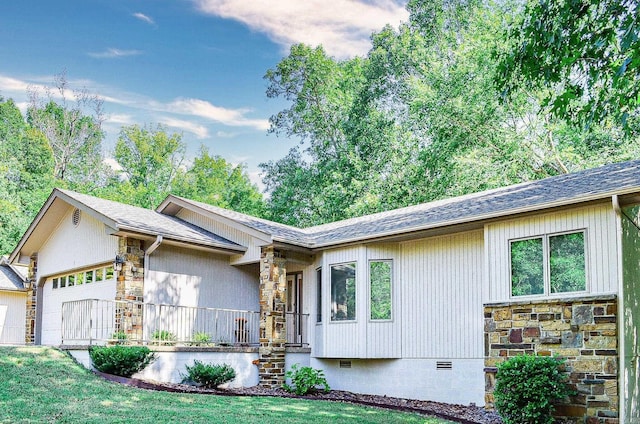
{"left": 109, "top": 331, "right": 128, "bottom": 344}
{"left": 151, "top": 329, "right": 176, "bottom": 345}
{"left": 89, "top": 345, "right": 156, "bottom": 377}
{"left": 189, "top": 332, "right": 212, "bottom": 346}
{"left": 283, "top": 364, "right": 330, "bottom": 395}
{"left": 494, "top": 355, "right": 573, "bottom": 424}
{"left": 181, "top": 360, "right": 236, "bottom": 388}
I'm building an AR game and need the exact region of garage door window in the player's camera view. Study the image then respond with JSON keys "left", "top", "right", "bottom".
{"left": 52, "top": 265, "right": 115, "bottom": 290}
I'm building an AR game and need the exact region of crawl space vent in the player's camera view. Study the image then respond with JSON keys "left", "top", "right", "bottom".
{"left": 436, "top": 361, "right": 453, "bottom": 370}
{"left": 339, "top": 360, "right": 352, "bottom": 369}
{"left": 72, "top": 208, "right": 81, "bottom": 226}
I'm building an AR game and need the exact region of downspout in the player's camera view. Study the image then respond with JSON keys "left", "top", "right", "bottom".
{"left": 612, "top": 195, "right": 626, "bottom": 421}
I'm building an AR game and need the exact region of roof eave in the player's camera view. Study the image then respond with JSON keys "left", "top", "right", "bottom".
{"left": 309, "top": 191, "right": 628, "bottom": 249}
{"left": 115, "top": 225, "right": 248, "bottom": 254}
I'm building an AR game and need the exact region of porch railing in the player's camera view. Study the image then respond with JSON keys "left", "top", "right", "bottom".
{"left": 285, "top": 312, "right": 309, "bottom": 346}
{"left": 61, "top": 299, "right": 310, "bottom": 347}
{"left": 61, "top": 299, "right": 261, "bottom": 346}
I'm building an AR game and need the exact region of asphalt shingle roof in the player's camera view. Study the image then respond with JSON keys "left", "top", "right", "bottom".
{"left": 0, "top": 261, "right": 25, "bottom": 291}
{"left": 57, "top": 189, "right": 244, "bottom": 251}
{"left": 303, "top": 159, "right": 640, "bottom": 246}
{"left": 169, "top": 160, "right": 640, "bottom": 249}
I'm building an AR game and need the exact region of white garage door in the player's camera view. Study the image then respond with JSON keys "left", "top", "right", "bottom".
{"left": 41, "top": 267, "right": 116, "bottom": 345}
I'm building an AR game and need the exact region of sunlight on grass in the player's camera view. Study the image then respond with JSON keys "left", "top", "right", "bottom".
{"left": 177, "top": 396, "right": 195, "bottom": 404}
{"left": 0, "top": 346, "right": 454, "bottom": 424}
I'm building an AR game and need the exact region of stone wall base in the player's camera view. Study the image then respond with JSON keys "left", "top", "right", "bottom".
{"left": 484, "top": 295, "right": 618, "bottom": 423}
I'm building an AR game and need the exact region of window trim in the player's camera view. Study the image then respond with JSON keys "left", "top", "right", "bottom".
{"left": 329, "top": 261, "right": 357, "bottom": 323}
{"left": 368, "top": 259, "right": 393, "bottom": 322}
{"left": 509, "top": 229, "right": 588, "bottom": 299}
{"left": 316, "top": 267, "right": 322, "bottom": 324}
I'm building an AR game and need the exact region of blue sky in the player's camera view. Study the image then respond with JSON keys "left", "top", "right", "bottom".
{"left": 0, "top": 0, "right": 408, "bottom": 188}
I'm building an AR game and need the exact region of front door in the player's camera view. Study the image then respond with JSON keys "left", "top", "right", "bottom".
{"left": 286, "top": 273, "right": 303, "bottom": 345}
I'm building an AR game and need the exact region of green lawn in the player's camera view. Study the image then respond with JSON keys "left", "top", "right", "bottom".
{"left": 0, "top": 346, "right": 452, "bottom": 424}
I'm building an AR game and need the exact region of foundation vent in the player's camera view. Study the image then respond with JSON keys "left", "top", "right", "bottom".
{"left": 339, "top": 360, "right": 352, "bottom": 369}
{"left": 436, "top": 361, "right": 453, "bottom": 370}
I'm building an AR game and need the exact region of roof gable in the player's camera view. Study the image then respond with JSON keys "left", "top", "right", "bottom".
{"left": 10, "top": 189, "right": 246, "bottom": 264}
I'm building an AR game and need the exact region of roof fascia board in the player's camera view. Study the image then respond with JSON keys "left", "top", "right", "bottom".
{"left": 158, "top": 196, "right": 273, "bottom": 243}
{"left": 9, "top": 190, "right": 58, "bottom": 263}
{"left": 115, "top": 227, "right": 247, "bottom": 254}
{"left": 0, "top": 287, "right": 26, "bottom": 293}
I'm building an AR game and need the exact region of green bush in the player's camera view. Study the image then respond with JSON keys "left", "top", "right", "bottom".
{"left": 89, "top": 345, "right": 156, "bottom": 377}
{"left": 189, "top": 332, "right": 212, "bottom": 346}
{"left": 494, "top": 355, "right": 573, "bottom": 424}
{"left": 151, "top": 329, "right": 176, "bottom": 345}
{"left": 110, "top": 331, "right": 128, "bottom": 344}
{"left": 283, "top": 364, "right": 330, "bottom": 395}
{"left": 181, "top": 360, "right": 236, "bottom": 388}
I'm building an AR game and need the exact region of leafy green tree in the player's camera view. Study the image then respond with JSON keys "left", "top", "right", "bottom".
{"left": 109, "top": 124, "right": 185, "bottom": 209}
{"left": 172, "top": 146, "right": 265, "bottom": 216}
{"left": 496, "top": 0, "right": 640, "bottom": 130}
{"left": 0, "top": 97, "right": 55, "bottom": 254}
{"left": 27, "top": 73, "right": 106, "bottom": 191}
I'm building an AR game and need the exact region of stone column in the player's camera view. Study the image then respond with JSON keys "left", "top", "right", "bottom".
{"left": 24, "top": 255, "right": 37, "bottom": 345}
{"left": 258, "top": 246, "right": 287, "bottom": 388}
{"left": 114, "top": 237, "right": 145, "bottom": 341}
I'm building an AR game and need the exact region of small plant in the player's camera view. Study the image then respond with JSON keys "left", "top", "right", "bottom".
{"left": 89, "top": 345, "right": 156, "bottom": 377}
{"left": 283, "top": 364, "right": 330, "bottom": 395}
{"left": 181, "top": 360, "right": 236, "bottom": 388}
{"left": 109, "top": 331, "right": 128, "bottom": 344}
{"left": 494, "top": 355, "right": 573, "bottom": 424}
{"left": 189, "top": 332, "right": 212, "bottom": 346}
{"left": 151, "top": 329, "right": 176, "bottom": 345}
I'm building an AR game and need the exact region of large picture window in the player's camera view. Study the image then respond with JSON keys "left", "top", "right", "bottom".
{"left": 331, "top": 263, "right": 356, "bottom": 321}
{"left": 370, "top": 260, "right": 392, "bottom": 320}
{"left": 511, "top": 231, "right": 586, "bottom": 297}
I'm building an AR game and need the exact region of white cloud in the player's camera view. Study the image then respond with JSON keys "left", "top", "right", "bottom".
{"left": 216, "top": 130, "right": 238, "bottom": 138}
{"left": 88, "top": 48, "right": 143, "bottom": 59}
{"left": 0, "top": 73, "right": 269, "bottom": 132}
{"left": 169, "top": 98, "right": 270, "bottom": 130}
{"left": 106, "top": 113, "right": 136, "bottom": 125}
{"left": 160, "top": 117, "right": 210, "bottom": 138}
{"left": 193, "top": 0, "right": 408, "bottom": 58}
{"left": 0, "top": 75, "right": 29, "bottom": 92}
{"left": 133, "top": 12, "right": 155, "bottom": 25}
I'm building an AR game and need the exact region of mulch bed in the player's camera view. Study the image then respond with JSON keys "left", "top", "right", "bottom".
{"left": 94, "top": 371, "right": 503, "bottom": 424}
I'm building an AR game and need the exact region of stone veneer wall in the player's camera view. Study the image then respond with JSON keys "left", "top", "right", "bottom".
{"left": 484, "top": 295, "right": 618, "bottom": 423}
{"left": 258, "top": 247, "right": 287, "bottom": 388}
{"left": 114, "top": 237, "right": 145, "bottom": 340}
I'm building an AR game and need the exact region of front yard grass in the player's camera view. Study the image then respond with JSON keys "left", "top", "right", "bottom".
{"left": 0, "top": 346, "right": 452, "bottom": 423}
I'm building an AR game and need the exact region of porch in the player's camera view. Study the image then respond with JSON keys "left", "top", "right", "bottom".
{"left": 60, "top": 299, "right": 310, "bottom": 348}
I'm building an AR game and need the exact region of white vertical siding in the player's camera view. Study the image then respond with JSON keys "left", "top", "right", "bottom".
{"left": 401, "top": 230, "right": 485, "bottom": 359}
{"left": 176, "top": 209, "right": 264, "bottom": 264}
{"left": 486, "top": 203, "right": 618, "bottom": 302}
{"left": 0, "top": 291, "right": 26, "bottom": 344}
{"left": 38, "top": 209, "right": 118, "bottom": 280}
{"left": 321, "top": 247, "right": 363, "bottom": 358}
{"left": 146, "top": 245, "right": 259, "bottom": 312}
{"left": 366, "top": 244, "right": 401, "bottom": 358}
